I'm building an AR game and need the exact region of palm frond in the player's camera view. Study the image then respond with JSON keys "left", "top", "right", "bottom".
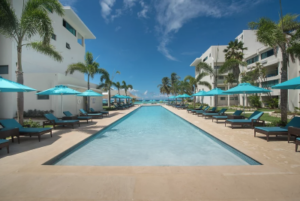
{"left": 0, "top": 0, "right": 18, "bottom": 39}
{"left": 196, "top": 61, "right": 214, "bottom": 75}
{"left": 28, "top": 42, "right": 62, "bottom": 61}
{"left": 198, "top": 81, "right": 212, "bottom": 90}
{"left": 219, "top": 59, "right": 246, "bottom": 74}
{"left": 65, "top": 62, "right": 87, "bottom": 75}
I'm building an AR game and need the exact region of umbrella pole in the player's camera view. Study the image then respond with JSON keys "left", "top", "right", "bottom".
{"left": 243, "top": 92, "right": 245, "bottom": 112}
{"left": 61, "top": 94, "right": 63, "bottom": 117}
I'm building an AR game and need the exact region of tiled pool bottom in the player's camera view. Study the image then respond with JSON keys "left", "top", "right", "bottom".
{"left": 45, "top": 106, "right": 260, "bottom": 166}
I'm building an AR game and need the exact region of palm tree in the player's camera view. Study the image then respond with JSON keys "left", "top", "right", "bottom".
{"left": 196, "top": 61, "right": 220, "bottom": 106}
{"left": 121, "top": 81, "right": 133, "bottom": 103}
{"left": 97, "top": 70, "right": 120, "bottom": 108}
{"left": 157, "top": 77, "right": 171, "bottom": 98}
{"left": 66, "top": 52, "right": 102, "bottom": 111}
{"left": 249, "top": 14, "right": 300, "bottom": 122}
{"left": 184, "top": 74, "right": 211, "bottom": 108}
{"left": 0, "top": 0, "right": 63, "bottom": 124}
{"left": 219, "top": 40, "right": 248, "bottom": 82}
{"left": 113, "top": 81, "right": 122, "bottom": 94}
{"left": 170, "top": 72, "right": 180, "bottom": 95}
{"left": 224, "top": 73, "right": 237, "bottom": 107}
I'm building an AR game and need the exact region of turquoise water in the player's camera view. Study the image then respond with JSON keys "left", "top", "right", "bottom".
{"left": 49, "top": 106, "right": 259, "bottom": 166}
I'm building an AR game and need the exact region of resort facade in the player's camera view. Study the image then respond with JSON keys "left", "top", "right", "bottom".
{"left": 0, "top": 1, "right": 102, "bottom": 118}
{"left": 191, "top": 30, "right": 300, "bottom": 111}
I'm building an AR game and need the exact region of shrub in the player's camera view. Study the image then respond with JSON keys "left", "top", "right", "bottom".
{"left": 23, "top": 109, "right": 54, "bottom": 118}
{"left": 248, "top": 95, "right": 262, "bottom": 108}
{"left": 264, "top": 97, "right": 279, "bottom": 109}
{"left": 23, "top": 119, "right": 40, "bottom": 128}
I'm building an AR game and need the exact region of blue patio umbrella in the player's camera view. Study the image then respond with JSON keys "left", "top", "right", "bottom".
{"left": 223, "top": 83, "right": 271, "bottom": 110}
{"left": 0, "top": 76, "right": 36, "bottom": 92}
{"left": 77, "top": 90, "right": 103, "bottom": 97}
{"left": 37, "top": 85, "right": 80, "bottom": 116}
{"left": 272, "top": 76, "right": 300, "bottom": 89}
{"left": 192, "top": 91, "right": 207, "bottom": 104}
{"left": 205, "top": 88, "right": 225, "bottom": 96}
{"left": 178, "top": 94, "right": 191, "bottom": 98}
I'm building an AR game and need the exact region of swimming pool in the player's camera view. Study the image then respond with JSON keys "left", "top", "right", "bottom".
{"left": 46, "top": 106, "right": 260, "bottom": 166}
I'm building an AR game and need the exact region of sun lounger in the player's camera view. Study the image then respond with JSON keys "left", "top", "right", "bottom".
{"left": 44, "top": 114, "right": 80, "bottom": 129}
{"left": 191, "top": 106, "right": 209, "bottom": 115}
{"left": 225, "top": 111, "right": 264, "bottom": 129}
{"left": 0, "top": 119, "right": 52, "bottom": 142}
{"left": 63, "top": 111, "right": 92, "bottom": 123}
{"left": 0, "top": 139, "right": 9, "bottom": 153}
{"left": 80, "top": 109, "right": 103, "bottom": 119}
{"left": 196, "top": 107, "right": 216, "bottom": 116}
{"left": 254, "top": 117, "right": 300, "bottom": 142}
{"left": 212, "top": 110, "right": 244, "bottom": 122}
{"left": 187, "top": 106, "right": 203, "bottom": 113}
{"left": 114, "top": 104, "right": 125, "bottom": 110}
{"left": 203, "top": 108, "right": 227, "bottom": 119}
{"left": 90, "top": 108, "right": 109, "bottom": 116}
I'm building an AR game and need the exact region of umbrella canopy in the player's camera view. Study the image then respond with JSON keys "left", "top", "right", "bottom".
{"left": 223, "top": 83, "right": 271, "bottom": 111}
{"left": 223, "top": 83, "right": 271, "bottom": 94}
{"left": 111, "top": 94, "right": 123, "bottom": 99}
{"left": 37, "top": 85, "right": 80, "bottom": 95}
{"left": 77, "top": 90, "right": 103, "bottom": 97}
{"left": 0, "top": 76, "right": 36, "bottom": 92}
{"left": 272, "top": 76, "right": 300, "bottom": 89}
{"left": 178, "top": 94, "right": 191, "bottom": 98}
{"left": 169, "top": 96, "right": 176, "bottom": 99}
{"left": 192, "top": 91, "right": 207, "bottom": 96}
{"left": 37, "top": 85, "right": 81, "bottom": 117}
{"left": 205, "top": 88, "right": 225, "bottom": 96}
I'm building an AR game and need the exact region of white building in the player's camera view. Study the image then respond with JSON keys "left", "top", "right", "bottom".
{"left": 190, "top": 30, "right": 300, "bottom": 111}
{"left": 190, "top": 46, "right": 239, "bottom": 106}
{"left": 0, "top": 1, "right": 103, "bottom": 118}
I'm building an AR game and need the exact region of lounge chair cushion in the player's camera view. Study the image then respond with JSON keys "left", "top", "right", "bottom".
{"left": 77, "top": 116, "right": 92, "bottom": 120}
{"left": 255, "top": 127, "right": 288, "bottom": 132}
{"left": 232, "top": 110, "right": 243, "bottom": 116}
{"left": 87, "top": 113, "right": 102, "bottom": 116}
{"left": 45, "top": 114, "right": 79, "bottom": 123}
{"left": 0, "top": 119, "right": 51, "bottom": 133}
{"left": 213, "top": 116, "right": 229, "bottom": 119}
{"left": 0, "top": 139, "right": 9, "bottom": 144}
{"left": 227, "top": 119, "right": 252, "bottom": 123}
{"left": 55, "top": 120, "right": 79, "bottom": 123}
{"left": 296, "top": 137, "right": 300, "bottom": 141}
{"left": 19, "top": 128, "right": 51, "bottom": 133}
{"left": 63, "top": 111, "right": 73, "bottom": 117}
{"left": 203, "top": 113, "right": 219, "bottom": 116}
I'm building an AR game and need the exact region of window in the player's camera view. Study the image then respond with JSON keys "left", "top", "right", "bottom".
{"left": 218, "top": 76, "right": 224, "bottom": 79}
{"left": 66, "top": 43, "right": 71, "bottom": 49}
{"left": 37, "top": 91, "right": 49, "bottom": 100}
{"left": 0, "top": 65, "right": 8, "bottom": 74}
{"left": 209, "top": 53, "right": 211, "bottom": 57}
{"left": 220, "top": 97, "right": 226, "bottom": 101}
{"left": 261, "top": 49, "right": 274, "bottom": 60}
{"left": 203, "top": 56, "right": 208, "bottom": 62}
{"left": 246, "top": 56, "right": 259, "bottom": 65}
{"left": 77, "top": 32, "right": 83, "bottom": 46}
{"left": 266, "top": 68, "right": 278, "bottom": 78}
{"left": 63, "top": 19, "right": 76, "bottom": 36}
{"left": 51, "top": 33, "right": 56, "bottom": 40}
{"left": 235, "top": 97, "right": 238, "bottom": 100}
{"left": 230, "top": 97, "right": 235, "bottom": 100}
{"left": 219, "top": 87, "right": 226, "bottom": 90}
{"left": 261, "top": 79, "right": 279, "bottom": 88}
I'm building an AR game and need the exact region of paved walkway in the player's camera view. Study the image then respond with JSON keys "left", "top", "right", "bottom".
{"left": 0, "top": 105, "right": 299, "bottom": 201}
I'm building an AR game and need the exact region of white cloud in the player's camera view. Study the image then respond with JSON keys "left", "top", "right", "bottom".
{"left": 124, "top": 0, "right": 137, "bottom": 9}
{"left": 144, "top": 90, "right": 148, "bottom": 95}
{"left": 137, "top": 1, "right": 149, "bottom": 18}
{"left": 115, "top": 26, "right": 122, "bottom": 31}
{"left": 128, "top": 89, "right": 139, "bottom": 92}
{"left": 154, "top": 0, "right": 265, "bottom": 60}
{"left": 99, "top": 0, "right": 116, "bottom": 21}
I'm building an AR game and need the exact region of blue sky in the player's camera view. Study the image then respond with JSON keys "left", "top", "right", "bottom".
{"left": 60, "top": 0, "right": 300, "bottom": 99}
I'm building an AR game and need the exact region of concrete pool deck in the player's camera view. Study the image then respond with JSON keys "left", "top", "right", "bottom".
{"left": 0, "top": 105, "right": 299, "bottom": 200}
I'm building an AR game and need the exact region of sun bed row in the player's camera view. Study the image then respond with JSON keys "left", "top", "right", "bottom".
{"left": 171, "top": 104, "right": 300, "bottom": 151}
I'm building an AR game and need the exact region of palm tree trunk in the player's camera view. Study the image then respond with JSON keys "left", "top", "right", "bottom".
{"left": 87, "top": 75, "right": 90, "bottom": 112}
{"left": 17, "top": 44, "right": 24, "bottom": 125}
{"left": 280, "top": 49, "right": 288, "bottom": 122}
{"left": 108, "top": 89, "right": 111, "bottom": 108}
{"left": 227, "top": 84, "right": 230, "bottom": 107}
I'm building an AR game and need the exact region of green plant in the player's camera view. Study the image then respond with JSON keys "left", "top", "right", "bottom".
{"left": 23, "top": 119, "right": 40, "bottom": 128}
{"left": 248, "top": 95, "right": 262, "bottom": 108}
{"left": 264, "top": 97, "right": 279, "bottom": 109}
{"left": 267, "top": 120, "right": 287, "bottom": 127}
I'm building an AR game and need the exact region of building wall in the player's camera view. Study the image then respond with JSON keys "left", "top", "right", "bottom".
{"left": 0, "top": 1, "right": 98, "bottom": 119}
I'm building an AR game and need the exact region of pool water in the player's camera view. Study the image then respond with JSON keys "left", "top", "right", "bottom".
{"left": 48, "top": 106, "right": 260, "bottom": 166}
